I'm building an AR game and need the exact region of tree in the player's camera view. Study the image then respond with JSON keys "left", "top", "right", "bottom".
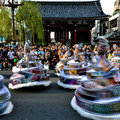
{"left": 0, "top": 7, "right": 12, "bottom": 44}
{"left": 15, "top": 1, "right": 44, "bottom": 45}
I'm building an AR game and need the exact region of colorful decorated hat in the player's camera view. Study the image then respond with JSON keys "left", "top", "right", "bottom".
{"left": 98, "top": 36, "right": 108, "bottom": 44}
{"left": 96, "top": 36, "right": 109, "bottom": 53}
{"left": 98, "top": 43, "right": 109, "bottom": 52}
{"left": 94, "top": 36, "right": 109, "bottom": 43}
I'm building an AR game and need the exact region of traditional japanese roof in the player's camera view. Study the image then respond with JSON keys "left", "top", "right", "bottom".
{"left": 38, "top": 0, "right": 108, "bottom": 20}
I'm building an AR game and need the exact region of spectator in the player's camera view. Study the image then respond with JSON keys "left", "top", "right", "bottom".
{"left": 85, "top": 48, "right": 91, "bottom": 60}
{"left": 58, "top": 48, "right": 63, "bottom": 60}
{"left": 3, "top": 58, "right": 9, "bottom": 70}
{"left": 7, "top": 48, "right": 15, "bottom": 69}
{"left": 43, "top": 56, "right": 49, "bottom": 70}
{"left": 0, "top": 56, "right": 3, "bottom": 70}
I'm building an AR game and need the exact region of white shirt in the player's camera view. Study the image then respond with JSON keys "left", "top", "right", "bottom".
{"left": 8, "top": 51, "right": 14, "bottom": 60}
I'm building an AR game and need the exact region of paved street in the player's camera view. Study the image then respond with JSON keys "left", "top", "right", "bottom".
{"left": 0, "top": 70, "right": 89, "bottom": 120}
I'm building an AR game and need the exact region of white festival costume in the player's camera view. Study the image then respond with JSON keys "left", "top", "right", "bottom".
{"left": 71, "top": 54, "right": 120, "bottom": 120}
{"left": 0, "top": 75, "right": 13, "bottom": 116}
{"left": 57, "top": 59, "right": 91, "bottom": 89}
{"left": 9, "top": 41, "right": 51, "bottom": 89}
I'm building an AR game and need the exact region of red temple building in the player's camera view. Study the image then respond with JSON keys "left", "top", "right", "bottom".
{"left": 38, "top": 0, "right": 108, "bottom": 45}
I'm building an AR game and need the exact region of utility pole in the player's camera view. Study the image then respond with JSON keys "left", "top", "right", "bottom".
{"left": 1, "top": 0, "right": 24, "bottom": 43}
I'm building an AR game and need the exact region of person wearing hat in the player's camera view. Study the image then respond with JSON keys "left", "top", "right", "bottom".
{"left": 92, "top": 38, "right": 114, "bottom": 72}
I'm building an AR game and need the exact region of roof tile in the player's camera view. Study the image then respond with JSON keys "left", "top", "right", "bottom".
{"left": 39, "top": 1, "right": 108, "bottom": 19}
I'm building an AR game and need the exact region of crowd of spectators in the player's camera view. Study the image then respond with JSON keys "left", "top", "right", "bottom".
{"left": 0, "top": 42, "right": 120, "bottom": 71}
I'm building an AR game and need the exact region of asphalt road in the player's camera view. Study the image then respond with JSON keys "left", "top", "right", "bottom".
{"left": 0, "top": 70, "right": 89, "bottom": 120}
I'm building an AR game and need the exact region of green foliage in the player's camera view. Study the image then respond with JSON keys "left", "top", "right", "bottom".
{"left": 0, "top": 7, "right": 12, "bottom": 43}
{"left": 16, "top": 1, "right": 44, "bottom": 44}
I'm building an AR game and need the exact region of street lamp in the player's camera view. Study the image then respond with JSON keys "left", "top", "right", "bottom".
{"left": 1, "top": 0, "right": 24, "bottom": 43}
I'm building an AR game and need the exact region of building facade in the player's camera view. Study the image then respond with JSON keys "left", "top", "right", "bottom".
{"left": 97, "top": 0, "right": 120, "bottom": 44}
{"left": 38, "top": 0, "right": 108, "bottom": 45}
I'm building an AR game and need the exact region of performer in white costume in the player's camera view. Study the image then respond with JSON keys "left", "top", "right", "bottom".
{"left": 9, "top": 40, "right": 51, "bottom": 89}
{"left": 71, "top": 36, "right": 120, "bottom": 120}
